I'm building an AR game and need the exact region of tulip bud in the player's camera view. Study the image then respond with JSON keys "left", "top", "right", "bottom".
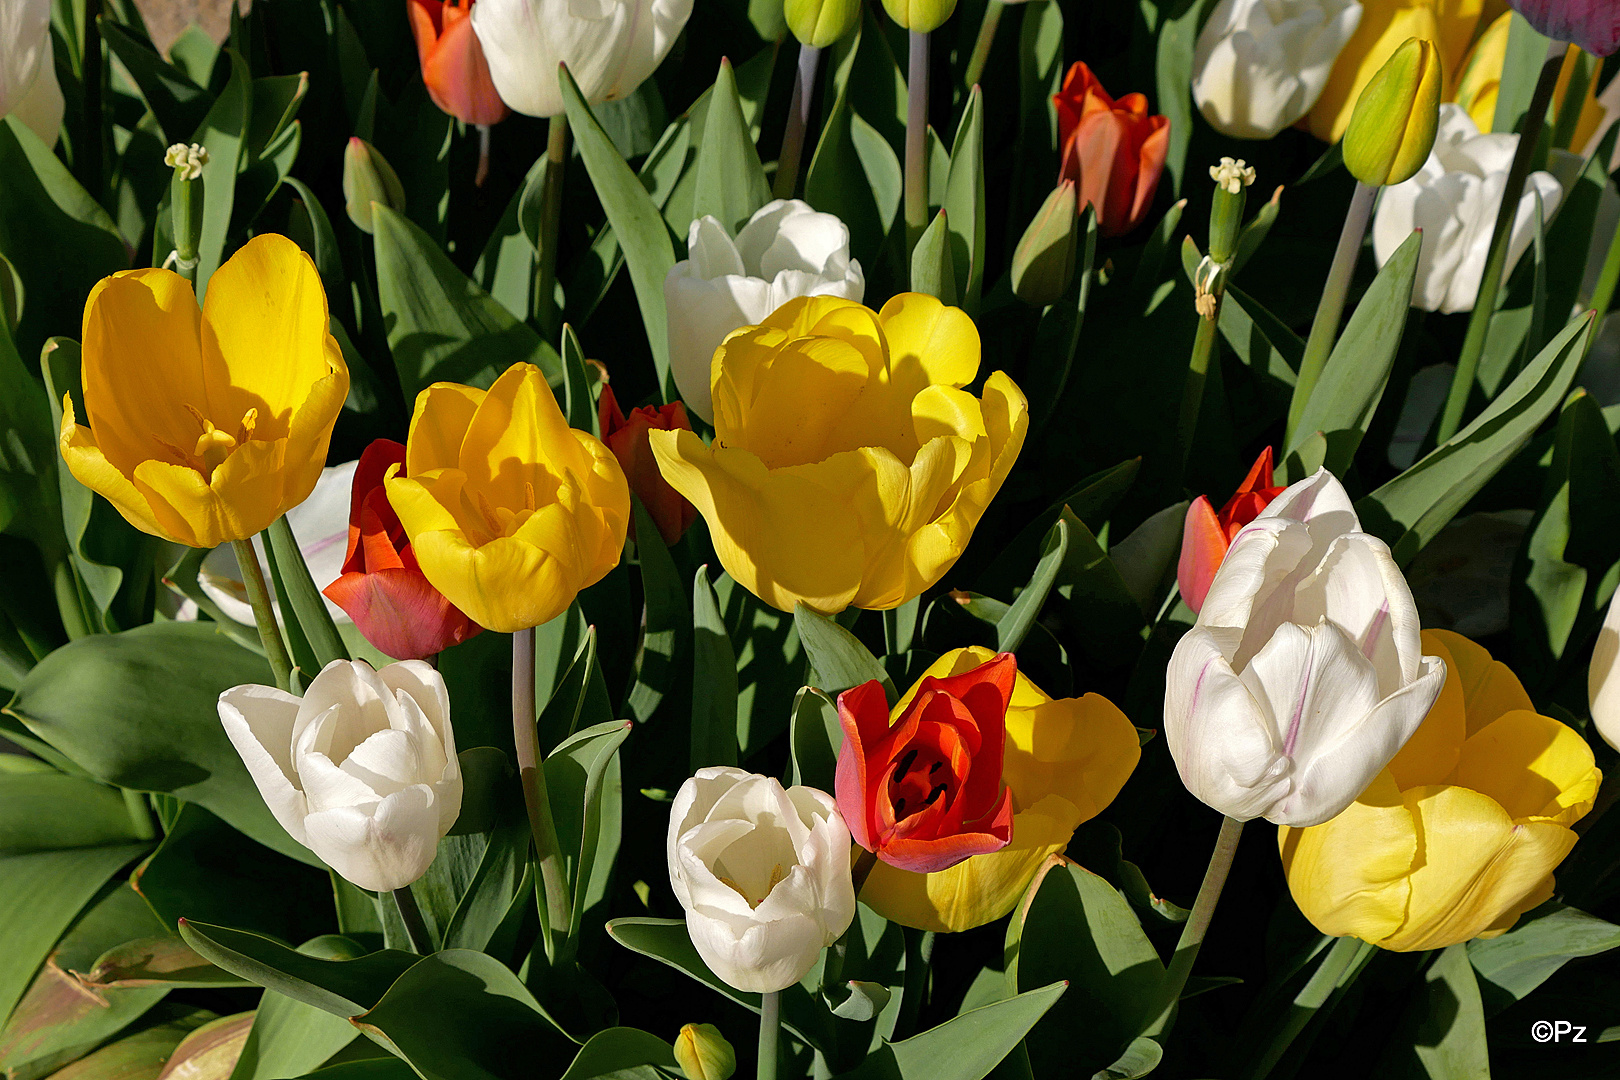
{"left": 1011, "top": 181, "right": 1079, "bottom": 307}
{"left": 343, "top": 137, "right": 407, "bottom": 235}
{"left": 784, "top": 0, "right": 860, "bottom": 47}
{"left": 165, "top": 142, "right": 209, "bottom": 271}
{"left": 881, "top": 0, "right": 956, "bottom": 34}
{"left": 1343, "top": 37, "right": 1441, "bottom": 188}
{"left": 673, "top": 1024, "right": 736, "bottom": 1080}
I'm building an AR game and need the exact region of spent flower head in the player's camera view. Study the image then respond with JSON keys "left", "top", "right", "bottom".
{"left": 1210, "top": 156, "right": 1256, "bottom": 194}
{"left": 164, "top": 142, "right": 209, "bottom": 181}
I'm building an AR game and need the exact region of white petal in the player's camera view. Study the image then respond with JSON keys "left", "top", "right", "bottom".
{"left": 11, "top": 49, "right": 62, "bottom": 149}
{"left": 217, "top": 684, "right": 310, "bottom": 844}
{"left": 668, "top": 768, "right": 751, "bottom": 908}
{"left": 1293, "top": 532, "right": 1424, "bottom": 692}
{"left": 293, "top": 660, "right": 392, "bottom": 763}
{"left": 304, "top": 785, "right": 442, "bottom": 892}
{"left": 1238, "top": 619, "right": 1383, "bottom": 768}
{"left": 340, "top": 728, "right": 422, "bottom": 796}
{"left": 298, "top": 749, "right": 382, "bottom": 813}
{"left": 377, "top": 660, "right": 452, "bottom": 747}
{"left": 684, "top": 907, "right": 825, "bottom": 994}
{"left": 687, "top": 216, "right": 747, "bottom": 279}
{"left": 1591, "top": 590, "right": 1620, "bottom": 752}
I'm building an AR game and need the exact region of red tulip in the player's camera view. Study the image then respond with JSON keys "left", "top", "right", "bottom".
{"left": 1509, "top": 1, "right": 1620, "bottom": 57}
{"left": 322, "top": 439, "right": 483, "bottom": 660}
{"left": 406, "top": 0, "right": 510, "bottom": 126}
{"left": 599, "top": 385, "right": 698, "bottom": 546}
{"left": 1177, "top": 447, "right": 1287, "bottom": 614}
{"left": 1053, "top": 62, "right": 1170, "bottom": 239}
{"left": 834, "top": 653, "right": 1016, "bottom": 874}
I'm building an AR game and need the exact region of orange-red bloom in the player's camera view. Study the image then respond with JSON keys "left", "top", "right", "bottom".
{"left": 322, "top": 439, "right": 483, "bottom": 660}
{"left": 1053, "top": 62, "right": 1169, "bottom": 239}
{"left": 407, "top": 0, "right": 510, "bottom": 127}
{"left": 599, "top": 385, "right": 697, "bottom": 547}
{"left": 835, "top": 652, "right": 1016, "bottom": 874}
{"left": 1177, "top": 446, "right": 1286, "bottom": 613}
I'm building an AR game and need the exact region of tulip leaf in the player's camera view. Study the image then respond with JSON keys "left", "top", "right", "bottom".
{"left": 1232, "top": 185, "right": 1283, "bottom": 273}
{"left": 79, "top": 935, "right": 243, "bottom": 990}
{"left": 1110, "top": 500, "right": 1191, "bottom": 612}
{"left": 942, "top": 87, "right": 985, "bottom": 310}
{"left": 560, "top": 65, "right": 678, "bottom": 391}
{"left": 193, "top": 48, "right": 252, "bottom": 296}
{"left": 1467, "top": 903, "right": 1620, "bottom": 1016}
{"left": 99, "top": 20, "right": 215, "bottom": 146}
{"left": 38, "top": 1008, "right": 212, "bottom": 1080}
{"left": 998, "top": 514, "right": 1067, "bottom": 655}
{"left": 284, "top": 179, "right": 349, "bottom": 325}
{"left": 372, "top": 204, "right": 562, "bottom": 404}
{"left": 560, "top": 325, "right": 597, "bottom": 436}
{"left": 836, "top": 981, "right": 1068, "bottom": 1080}
{"left": 537, "top": 627, "right": 611, "bottom": 753}
{"left": 265, "top": 516, "right": 348, "bottom": 672}
{"left": 544, "top": 718, "right": 632, "bottom": 938}
{"left": 0, "top": 769, "right": 144, "bottom": 855}
{"left": 232, "top": 942, "right": 369, "bottom": 1080}
{"left": 1025, "top": 206, "right": 1098, "bottom": 437}
{"left": 1050, "top": 508, "right": 1149, "bottom": 669}
{"left": 557, "top": 1027, "right": 677, "bottom": 1080}
{"left": 977, "top": 457, "right": 1139, "bottom": 602}
{"left": 789, "top": 685, "right": 842, "bottom": 793}
{"left": 1153, "top": 0, "right": 1204, "bottom": 194}
{"left": 476, "top": 152, "right": 545, "bottom": 323}
{"left": 177, "top": 921, "right": 419, "bottom": 1018}
{"left": 691, "top": 567, "right": 740, "bottom": 771}
{"left": 910, "top": 209, "right": 957, "bottom": 304}
{"left": 626, "top": 498, "right": 687, "bottom": 724}
{"left": 1357, "top": 312, "right": 1594, "bottom": 566}
{"left": 1492, "top": 13, "right": 1554, "bottom": 136}
{"left": 1398, "top": 943, "right": 1489, "bottom": 1080}
{"left": 1218, "top": 285, "right": 1301, "bottom": 431}
{"left": 691, "top": 58, "right": 771, "bottom": 235}
{"left": 795, "top": 604, "right": 895, "bottom": 703}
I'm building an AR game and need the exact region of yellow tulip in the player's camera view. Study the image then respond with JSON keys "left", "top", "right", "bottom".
{"left": 1343, "top": 37, "right": 1442, "bottom": 186}
{"left": 385, "top": 363, "right": 629, "bottom": 634}
{"left": 60, "top": 234, "right": 349, "bottom": 549}
{"left": 1454, "top": 12, "right": 1605, "bottom": 149}
{"left": 859, "top": 647, "right": 1140, "bottom": 933}
{"left": 1280, "top": 630, "right": 1601, "bottom": 952}
{"left": 649, "top": 294, "right": 1028, "bottom": 615}
{"left": 1307, "top": 0, "right": 1485, "bottom": 143}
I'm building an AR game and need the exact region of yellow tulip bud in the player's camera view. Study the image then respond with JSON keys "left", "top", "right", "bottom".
{"left": 1343, "top": 37, "right": 1441, "bottom": 187}
{"left": 784, "top": 0, "right": 859, "bottom": 47}
{"left": 1011, "top": 181, "right": 1078, "bottom": 307}
{"left": 673, "top": 1024, "right": 736, "bottom": 1080}
{"left": 343, "top": 137, "right": 407, "bottom": 235}
{"left": 881, "top": 0, "right": 956, "bottom": 34}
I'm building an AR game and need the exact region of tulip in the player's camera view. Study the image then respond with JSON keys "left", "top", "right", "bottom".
{"left": 1164, "top": 468, "right": 1447, "bottom": 827}
{"left": 666, "top": 767, "right": 855, "bottom": 994}
{"left": 1191, "top": 0, "right": 1364, "bottom": 140}
{"left": 784, "top": 0, "right": 860, "bottom": 47}
{"left": 836, "top": 652, "right": 1016, "bottom": 874}
{"left": 343, "top": 138, "right": 407, "bottom": 235}
{"left": 881, "top": 0, "right": 957, "bottom": 34}
{"left": 1454, "top": 12, "right": 1606, "bottom": 151}
{"left": 1177, "top": 446, "right": 1286, "bottom": 613}
{"left": 1342, "top": 36, "right": 1441, "bottom": 187}
{"left": 1371, "top": 103, "right": 1563, "bottom": 313}
{"left": 663, "top": 199, "right": 865, "bottom": 425}
{"left": 598, "top": 385, "right": 697, "bottom": 546}
{"left": 1053, "top": 63, "right": 1170, "bottom": 238}
{"left": 1588, "top": 588, "right": 1620, "bottom": 751}
{"left": 60, "top": 234, "right": 350, "bottom": 549}
{"left": 0, "top": 0, "right": 63, "bottom": 148}
{"left": 1307, "top": 0, "right": 1486, "bottom": 144}
{"left": 1010, "top": 180, "right": 1079, "bottom": 307}
{"left": 649, "top": 294, "right": 1028, "bottom": 615}
{"left": 217, "top": 658, "right": 463, "bottom": 891}
{"left": 1508, "top": 0, "right": 1620, "bottom": 57}
{"left": 673, "top": 1024, "right": 736, "bottom": 1080}
{"left": 469, "top": 0, "right": 693, "bottom": 118}
{"left": 857, "top": 647, "right": 1140, "bottom": 932}
{"left": 406, "top": 0, "right": 510, "bottom": 126}
{"left": 1281, "top": 630, "right": 1601, "bottom": 950}
{"left": 198, "top": 459, "right": 357, "bottom": 628}
{"left": 322, "top": 440, "right": 483, "bottom": 660}
{"left": 385, "top": 363, "right": 629, "bottom": 634}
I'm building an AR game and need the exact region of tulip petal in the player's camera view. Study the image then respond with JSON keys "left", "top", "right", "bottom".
{"left": 59, "top": 406, "right": 172, "bottom": 543}
{"left": 876, "top": 292, "right": 980, "bottom": 393}
{"left": 405, "top": 383, "right": 486, "bottom": 476}
{"left": 1002, "top": 691, "right": 1141, "bottom": 824}
{"left": 303, "top": 784, "right": 442, "bottom": 892}
{"left": 1294, "top": 531, "right": 1425, "bottom": 690}
{"left": 1450, "top": 710, "right": 1600, "bottom": 824}
{"left": 1425, "top": 627, "right": 1533, "bottom": 736}
{"left": 456, "top": 364, "right": 577, "bottom": 511}
{"left": 1278, "top": 771, "right": 1416, "bottom": 943}
{"left": 420, "top": 6, "right": 510, "bottom": 126}
{"left": 1387, "top": 630, "right": 1467, "bottom": 789}
{"left": 408, "top": 530, "right": 571, "bottom": 633}
{"left": 683, "top": 907, "right": 825, "bottom": 994}
{"left": 217, "top": 684, "right": 310, "bottom": 845}
{"left": 1177, "top": 495, "right": 1227, "bottom": 613}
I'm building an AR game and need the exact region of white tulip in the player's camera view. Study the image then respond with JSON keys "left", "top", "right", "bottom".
{"left": 1164, "top": 469, "right": 1446, "bottom": 827}
{"left": 1589, "top": 590, "right": 1620, "bottom": 751}
{"left": 0, "top": 0, "right": 64, "bottom": 148}
{"left": 667, "top": 767, "right": 855, "bottom": 994}
{"left": 218, "top": 659, "right": 461, "bottom": 891}
{"left": 664, "top": 200, "right": 865, "bottom": 424}
{"left": 198, "top": 460, "right": 357, "bottom": 628}
{"left": 1373, "top": 104, "right": 1564, "bottom": 314}
{"left": 1192, "top": 0, "right": 1363, "bottom": 140}
{"left": 470, "top": 0, "right": 692, "bottom": 119}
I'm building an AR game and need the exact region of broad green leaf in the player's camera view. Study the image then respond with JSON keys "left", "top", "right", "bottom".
{"left": 1468, "top": 903, "right": 1620, "bottom": 1015}
{"left": 0, "top": 770, "right": 142, "bottom": 855}
{"left": 558, "top": 1027, "right": 677, "bottom": 1080}
{"left": 977, "top": 457, "right": 1139, "bottom": 601}
{"left": 691, "top": 59, "right": 770, "bottom": 234}
{"left": 284, "top": 179, "right": 348, "bottom": 320}
{"left": 100, "top": 21, "right": 214, "bottom": 145}
{"left": 474, "top": 153, "right": 544, "bottom": 322}
{"left": 1406, "top": 943, "right": 1488, "bottom": 1080}
{"left": 691, "top": 567, "right": 739, "bottom": 771}
{"left": 194, "top": 49, "right": 252, "bottom": 295}
{"left": 0, "top": 319, "right": 58, "bottom": 551}
{"left": 177, "top": 922, "right": 418, "bottom": 1019}
{"left": 80, "top": 936, "right": 243, "bottom": 990}
{"left": 560, "top": 325, "right": 597, "bottom": 436}
{"left": 1153, "top": 0, "right": 1206, "bottom": 194}
{"left": 1025, "top": 207, "right": 1098, "bottom": 436}
{"left": 910, "top": 209, "right": 957, "bottom": 304}
{"left": 794, "top": 604, "right": 894, "bottom": 701}
{"left": 1492, "top": 13, "right": 1552, "bottom": 135}
{"left": 789, "top": 686, "right": 841, "bottom": 793}
{"left": 806, "top": 25, "right": 902, "bottom": 275}
{"left": 44, "top": 1008, "right": 212, "bottom": 1080}
{"left": 1052, "top": 508, "right": 1148, "bottom": 669}
{"left": 544, "top": 718, "right": 632, "bottom": 936}
{"left": 837, "top": 982, "right": 1068, "bottom": 1080}
{"left": 942, "top": 86, "right": 985, "bottom": 309}
{"left": 231, "top": 941, "right": 368, "bottom": 1080}
{"left": 536, "top": 627, "right": 609, "bottom": 753}
{"left": 625, "top": 498, "right": 686, "bottom": 723}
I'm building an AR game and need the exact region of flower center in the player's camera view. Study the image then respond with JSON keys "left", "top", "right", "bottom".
{"left": 717, "top": 863, "right": 788, "bottom": 909}
{"left": 888, "top": 746, "right": 951, "bottom": 821}
{"left": 153, "top": 405, "right": 258, "bottom": 480}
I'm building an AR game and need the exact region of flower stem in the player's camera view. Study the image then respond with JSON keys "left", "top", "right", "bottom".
{"left": 231, "top": 539, "right": 293, "bottom": 692}
{"left": 757, "top": 989, "right": 781, "bottom": 1080}
{"left": 1438, "top": 39, "right": 1566, "bottom": 444}
{"left": 392, "top": 885, "right": 434, "bottom": 954}
{"left": 512, "top": 627, "right": 573, "bottom": 955}
{"left": 475, "top": 123, "right": 492, "bottom": 188}
{"left": 1286, "top": 181, "right": 1377, "bottom": 449}
{"left": 1246, "top": 936, "right": 1372, "bottom": 1079}
{"left": 1151, "top": 815, "right": 1244, "bottom": 1033}
{"left": 963, "top": 0, "right": 1004, "bottom": 90}
{"left": 1177, "top": 309, "right": 1220, "bottom": 478}
{"left": 896, "top": 927, "right": 933, "bottom": 1038}
{"left": 905, "top": 30, "right": 931, "bottom": 266}
{"left": 774, "top": 44, "right": 822, "bottom": 200}
{"left": 534, "top": 114, "right": 570, "bottom": 338}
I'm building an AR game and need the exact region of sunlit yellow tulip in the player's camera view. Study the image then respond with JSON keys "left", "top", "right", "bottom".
{"left": 1280, "top": 630, "right": 1601, "bottom": 952}
{"left": 1306, "top": 0, "right": 1484, "bottom": 143}
{"left": 859, "top": 647, "right": 1140, "bottom": 933}
{"left": 385, "top": 363, "right": 629, "bottom": 634}
{"left": 60, "top": 234, "right": 349, "bottom": 548}
{"left": 649, "top": 294, "right": 1028, "bottom": 615}
{"left": 1454, "top": 11, "right": 1605, "bottom": 149}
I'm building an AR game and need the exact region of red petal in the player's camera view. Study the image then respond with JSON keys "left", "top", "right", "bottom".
{"left": 877, "top": 816, "right": 1014, "bottom": 875}
{"left": 421, "top": 9, "right": 510, "bottom": 126}
{"left": 323, "top": 569, "right": 483, "bottom": 660}
{"left": 1177, "top": 496, "right": 1227, "bottom": 614}
{"left": 835, "top": 680, "right": 892, "bottom": 853}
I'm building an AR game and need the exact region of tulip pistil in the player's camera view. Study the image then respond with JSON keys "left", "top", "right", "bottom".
{"left": 718, "top": 862, "right": 790, "bottom": 909}
{"left": 154, "top": 405, "right": 260, "bottom": 479}
{"left": 888, "top": 745, "right": 952, "bottom": 822}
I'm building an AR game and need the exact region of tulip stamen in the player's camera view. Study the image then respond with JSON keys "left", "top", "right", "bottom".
{"left": 892, "top": 748, "right": 919, "bottom": 783}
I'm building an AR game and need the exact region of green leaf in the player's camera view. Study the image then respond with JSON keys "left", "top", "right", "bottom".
{"left": 1153, "top": 0, "right": 1205, "bottom": 194}
{"left": 692, "top": 567, "right": 739, "bottom": 771}
{"left": 284, "top": 179, "right": 349, "bottom": 321}
{"left": 372, "top": 204, "right": 561, "bottom": 405}
{"left": 794, "top": 603, "right": 894, "bottom": 700}
{"left": 232, "top": 945, "right": 367, "bottom": 1080}
{"left": 1492, "top": 13, "right": 1552, "bottom": 135}
{"left": 942, "top": 87, "right": 985, "bottom": 310}
{"left": 99, "top": 20, "right": 214, "bottom": 145}
{"left": 998, "top": 515, "right": 1067, "bottom": 655}
{"left": 0, "top": 770, "right": 142, "bottom": 855}
{"left": 1404, "top": 943, "right": 1489, "bottom": 1080}
{"left": 1468, "top": 903, "right": 1620, "bottom": 1016}
{"left": 691, "top": 59, "right": 771, "bottom": 234}
{"left": 536, "top": 627, "right": 609, "bottom": 753}
{"left": 837, "top": 982, "right": 1068, "bottom": 1080}
{"left": 1051, "top": 508, "right": 1148, "bottom": 669}
{"left": 560, "top": 325, "right": 597, "bottom": 436}
{"left": 806, "top": 26, "right": 902, "bottom": 275}
{"left": 910, "top": 209, "right": 957, "bottom": 304}
{"left": 625, "top": 498, "right": 687, "bottom": 723}
{"left": 789, "top": 686, "right": 842, "bottom": 792}
{"left": 558, "top": 1027, "right": 677, "bottom": 1080}
{"left": 43, "top": 1007, "right": 212, "bottom": 1080}
{"left": 544, "top": 719, "right": 632, "bottom": 937}
{"left": 80, "top": 936, "right": 244, "bottom": 990}
{"left": 194, "top": 49, "right": 252, "bottom": 296}
{"left": 177, "top": 922, "right": 418, "bottom": 1018}
{"left": 266, "top": 516, "right": 348, "bottom": 671}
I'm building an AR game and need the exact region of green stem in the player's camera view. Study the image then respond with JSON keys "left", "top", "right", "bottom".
{"left": 1178, "top": 309, "right": 1220, "bottom": 477}
{"left": 1286, "top": 181, "right": 1377, "bottom": 448}
{"left": 534, "top": 115, "right": 570, "bottom": 337}
{"left": 773, "top": 44, "right": 821, "bottom": 200}
{"left": 513, "top": 627, "right": 573, "bottom": 956}
{"left": 1438, "top": 39, "right": 1566, "bottom": 444}
{"left": 963, "top": 0, "right": 1004, "bottom": 89}
{"left": 232, "top": 539, "right": 294, "bottom": 691}
{"left": 896, "top": 927, "right": 934, "bottom": 1038}
{"left": 905, "top": 31, "right": 930, "bottom": 264}
{"left": 1151, "top": 815, "right": 1244, "bottom": 1033}
{"left": 392, "top": 885, "right": 434, "bottom": 954}
{"left": 1246, "top": 936, "right": 1370, "bottom": 1079}
{"left": 757, "top": 989, "right": 781, "bottom": 1080}
{"left": 122, "top": 788, "right": 156, "bottom": 840}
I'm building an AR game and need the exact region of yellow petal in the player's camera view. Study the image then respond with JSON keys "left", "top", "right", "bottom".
{"left": 458, "top": 364, "right": 581, "bottom": 511}
{"left": 1425, "top": 628, "right": 1534, "bottom": 736}
{"left": 1389, "top": 630, "right": 1467, "bottom": 787}
{"left": 721, "top": 335, "right": 874, "bottom": 468}
{"left": 980, "top": 371, "right": 1029, "bottom": 492}
{"left": 131, "top": 453, "right": 274, "bottom": 550}
{"left": 1002, "top": 692, "right": 1141, "bottom": 823}
{"left": 894, "top": 646, "right": 1001, "bottom": 712}
{"left": 59, "top": 400, "right": 173, "bottom": 544}
{"left": 408, "top": 529, "right": 573, "bottom": 633}
{"left": 759, "top": 294, "right": 875, "bottom": 338}
{"left": 1279, "top": 771, "right": 1416, "bottom": 943}
{"left": 877, "top": 293, "right": 979, "bottom": 394}
{"left": 386, "top": 468, "right": 472, "bottom": 539}
{"left": 846, "top": 438, "right": 976, "bottom": 610}
{"left": 407, "top": 382, "right": 486, "bottom": 475}
{"left": 1450, "top": 709, "right": 1601, "bottom": 825}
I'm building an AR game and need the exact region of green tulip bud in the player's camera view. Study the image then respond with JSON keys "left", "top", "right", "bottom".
{"left": 785, "top": 0, "right": 860, "bottom": 47}
{"left": 881, "top": 0, "right": 957, "bottom": 34}
{"left": 1011, "top": 180, "right": 1079, "bottom": 307}
{"left": 342, "top": 137, "right": 407, "bottom": 235}
{"left": 1342, "top": 37, "right": 1441, "bottom": 188}
{"left": 674, "top": 1024, "right": 736, "bottom": 1080}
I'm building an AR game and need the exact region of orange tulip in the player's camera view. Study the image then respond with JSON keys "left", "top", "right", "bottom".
{"left": 1053, "top": 63, "right": 1169, "bottom": 239}
{"left": 406, "top": 0, "right": 510, "bottom": 127}
{"left": 598, "top": 385, "right": 698, "bottom": 547}
{"left": 1177, "top": 446, "right": 1286, "bottom": 613}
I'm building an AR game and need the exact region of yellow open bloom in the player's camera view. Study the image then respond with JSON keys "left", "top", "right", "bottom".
{"left": 1454, "top": 11, "right": 1605, "bottom": 150}
{"left": 1306, "top": 0, "right": 1484, "bottom": 143}
{"left": 60, "top": 234, "right": 349, "bottom": 548}
{"left": 860, "top": 647, "right": 1140, "bottom": 933}
{"left": 385, "top": 363, "right": 629, "bottom": 634}
{"left": 649, "top": 294, "right": 1027, "bottom": 614}
{"left": 1280, "top": 630, "right": 1601, "bottom": 952}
